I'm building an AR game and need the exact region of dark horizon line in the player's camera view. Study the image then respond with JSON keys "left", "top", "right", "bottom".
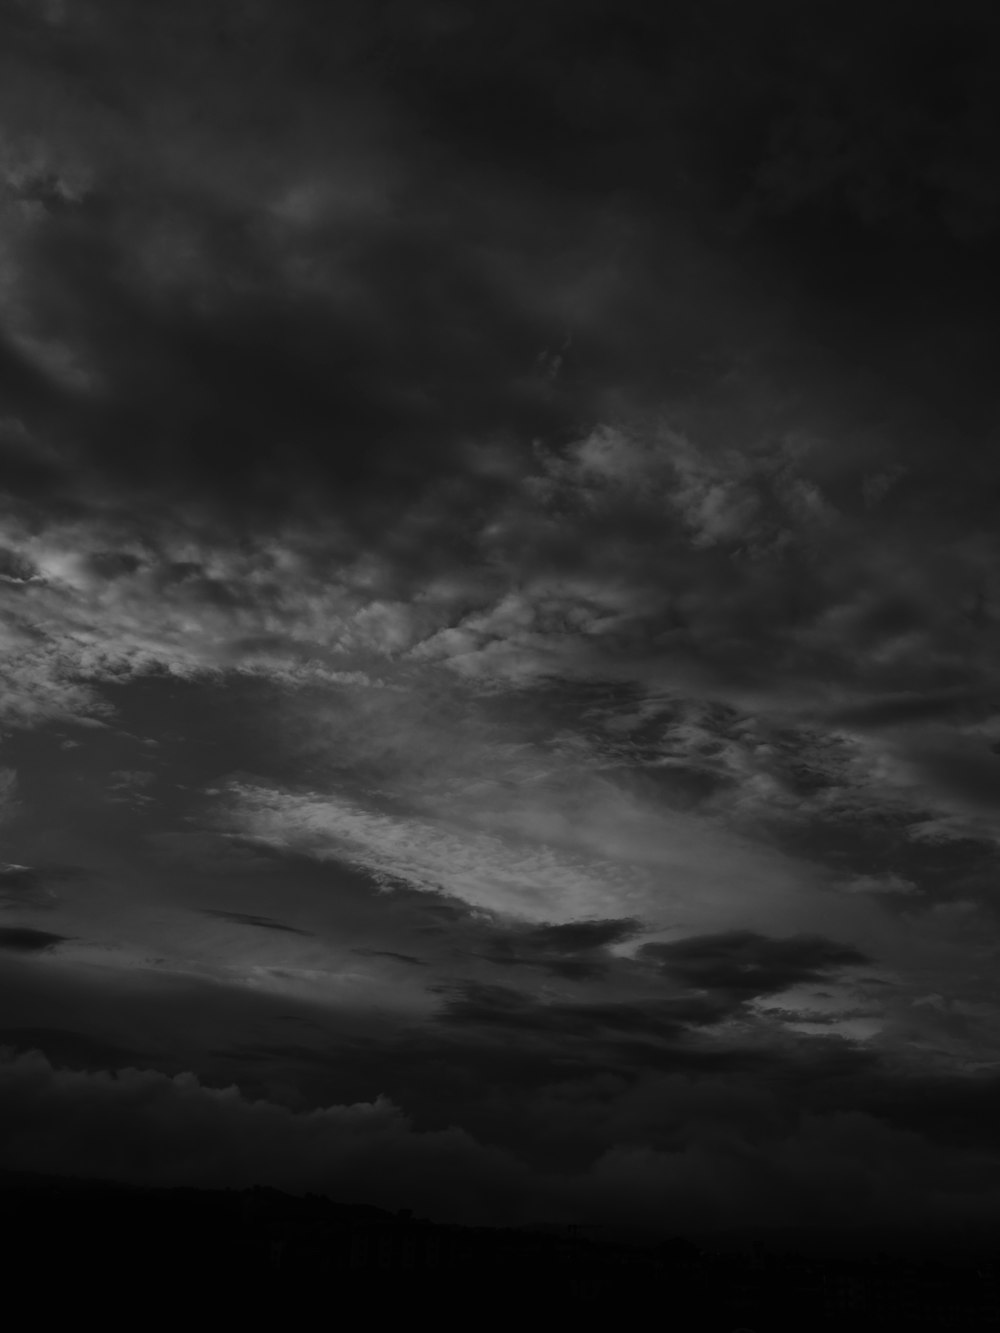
{"left": 3, "top": 1166, "right": 999, "bottom": 1261}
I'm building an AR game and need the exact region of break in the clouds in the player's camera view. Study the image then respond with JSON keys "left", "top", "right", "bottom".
{"left": 3, "top": 0, "right": 1000, "bottom": 1238}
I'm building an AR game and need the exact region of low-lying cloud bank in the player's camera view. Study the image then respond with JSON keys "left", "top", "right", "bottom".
{"left": 5, "top": 1047, "right": 1000, "bottom": 1235}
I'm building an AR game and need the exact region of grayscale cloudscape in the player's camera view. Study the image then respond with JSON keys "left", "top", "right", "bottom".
{"left": 3, "top": 0, "right": 1000, "bottom": 1241}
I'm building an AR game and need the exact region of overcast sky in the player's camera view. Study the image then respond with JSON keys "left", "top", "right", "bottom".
{"left": 4, "top": 0, "right": 1000, "bottom": 1237}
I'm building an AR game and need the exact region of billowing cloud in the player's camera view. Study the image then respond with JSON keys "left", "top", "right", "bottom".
{"left": 6, "top": 1046, "right": 1000, "bottom": 1235}
{"left": 0, "top": 1046, "right": 542, "bottom": 1225}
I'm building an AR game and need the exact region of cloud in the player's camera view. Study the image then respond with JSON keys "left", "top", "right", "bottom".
{"left": 2, "top": 0, "right": 1000, "bottom": 1243}
{"left": 107, "top": 768, "right": 156, "bottom": 805}
{"left": 641, "top": 931, "right": 869, "bottom": 1000}
{"left": 6, "top": 1045, "right": 1000, "bottom": 1234}
{"left": 841, "top": 874, "right": 918, "bottom": 898}
{"left": 201, "top": 909, "right": 311, "bottom": 936}
{"left": 433, "top": 980, "right": 724, "bottom": 1046}
{"left": 2, "top": 0, "right": 995, "bottom": 753}
{"left": 0, "top": 926, "right": 67, "bottom": 952}
{"left": 212, "top": 778, "right": 649, "bottom": 925}
{"left": 478, "top": 916, "right": 643, "bottom": 979}
{"left": 210, "top": 770, "right": 874, "bottom": 945}
{"left": 0, "top": 1046, "right": 544, "bottom": 1226}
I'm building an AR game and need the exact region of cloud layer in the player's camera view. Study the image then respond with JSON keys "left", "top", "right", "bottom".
{"left": 3, "top": 0, "right": 1000, "bottom": 1233}
{"left": 6, "top": 1046, "right": 1000, "bottom": 1235}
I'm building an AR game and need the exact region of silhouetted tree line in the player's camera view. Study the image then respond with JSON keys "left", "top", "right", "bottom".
{"left": 1, "top": 1170, "right": 998, "bottom": 1329}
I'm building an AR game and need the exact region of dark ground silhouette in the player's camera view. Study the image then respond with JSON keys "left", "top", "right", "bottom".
{"left": 2, "top": 1169, "right": 998, "bottom": 1328}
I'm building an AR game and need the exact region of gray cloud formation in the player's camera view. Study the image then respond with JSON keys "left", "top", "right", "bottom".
{"left": 2, "top": 0, "right": 1000, "bottom": 1233}
{"left": 6, "top": 1046, "right": 1000, "bottom": 1235}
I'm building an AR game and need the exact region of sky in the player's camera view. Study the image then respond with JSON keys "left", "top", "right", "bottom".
{"left": 4, "top": 0, "right": 1000, "bottom": 1238}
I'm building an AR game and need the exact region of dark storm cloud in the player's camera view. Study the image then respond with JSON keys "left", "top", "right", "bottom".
{"left": 8, "top": 1045, "right": 1000, "bottom": 1234}
{"left": 21, "top": 215, "right": 558, "bottom": 534}
{"left": 1, "top": 933, "right": 997, "bottom": 1232}
{"left": 0, "top": 926, "right": 68, "bottom": 952}
{"left": 201, "top": 909, "right": 311, "bottom": 935}
{"left": 641, "top": 931, "right": 869, "bottom": 999}
{"left": 0, "top": 1046, "right": 550, "bottom": 1227}
{"left": 4, "top": 0, "right": 1000, "bottom": 1241}
{"left": 0, "top": 1, "right": 579, "bottom": 553}
{"left": 1, "top": 0, "right": 995, "bottom": 546}
{"left": 1, "top": 0, "right": 998, "bottom": 732}
{"left": 854, "top": 1068, "right": 1000, "bottom": 1155}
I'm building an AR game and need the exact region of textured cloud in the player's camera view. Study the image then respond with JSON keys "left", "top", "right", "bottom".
{"left": 209, "top": 771, "right": 879, "bottom": 944}
{"left": 3, "top": 0, "right": 1000, "bottom": 1234}
{"left": 0, "top": 506, "right": 434, "bottom": 725}
{"left": 0, "top": 0, "right": 994, "bottom": 749}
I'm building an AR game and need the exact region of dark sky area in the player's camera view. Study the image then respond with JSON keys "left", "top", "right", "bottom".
{"left": 5, "top": 0, "right": 1000, "bottom": 1238}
